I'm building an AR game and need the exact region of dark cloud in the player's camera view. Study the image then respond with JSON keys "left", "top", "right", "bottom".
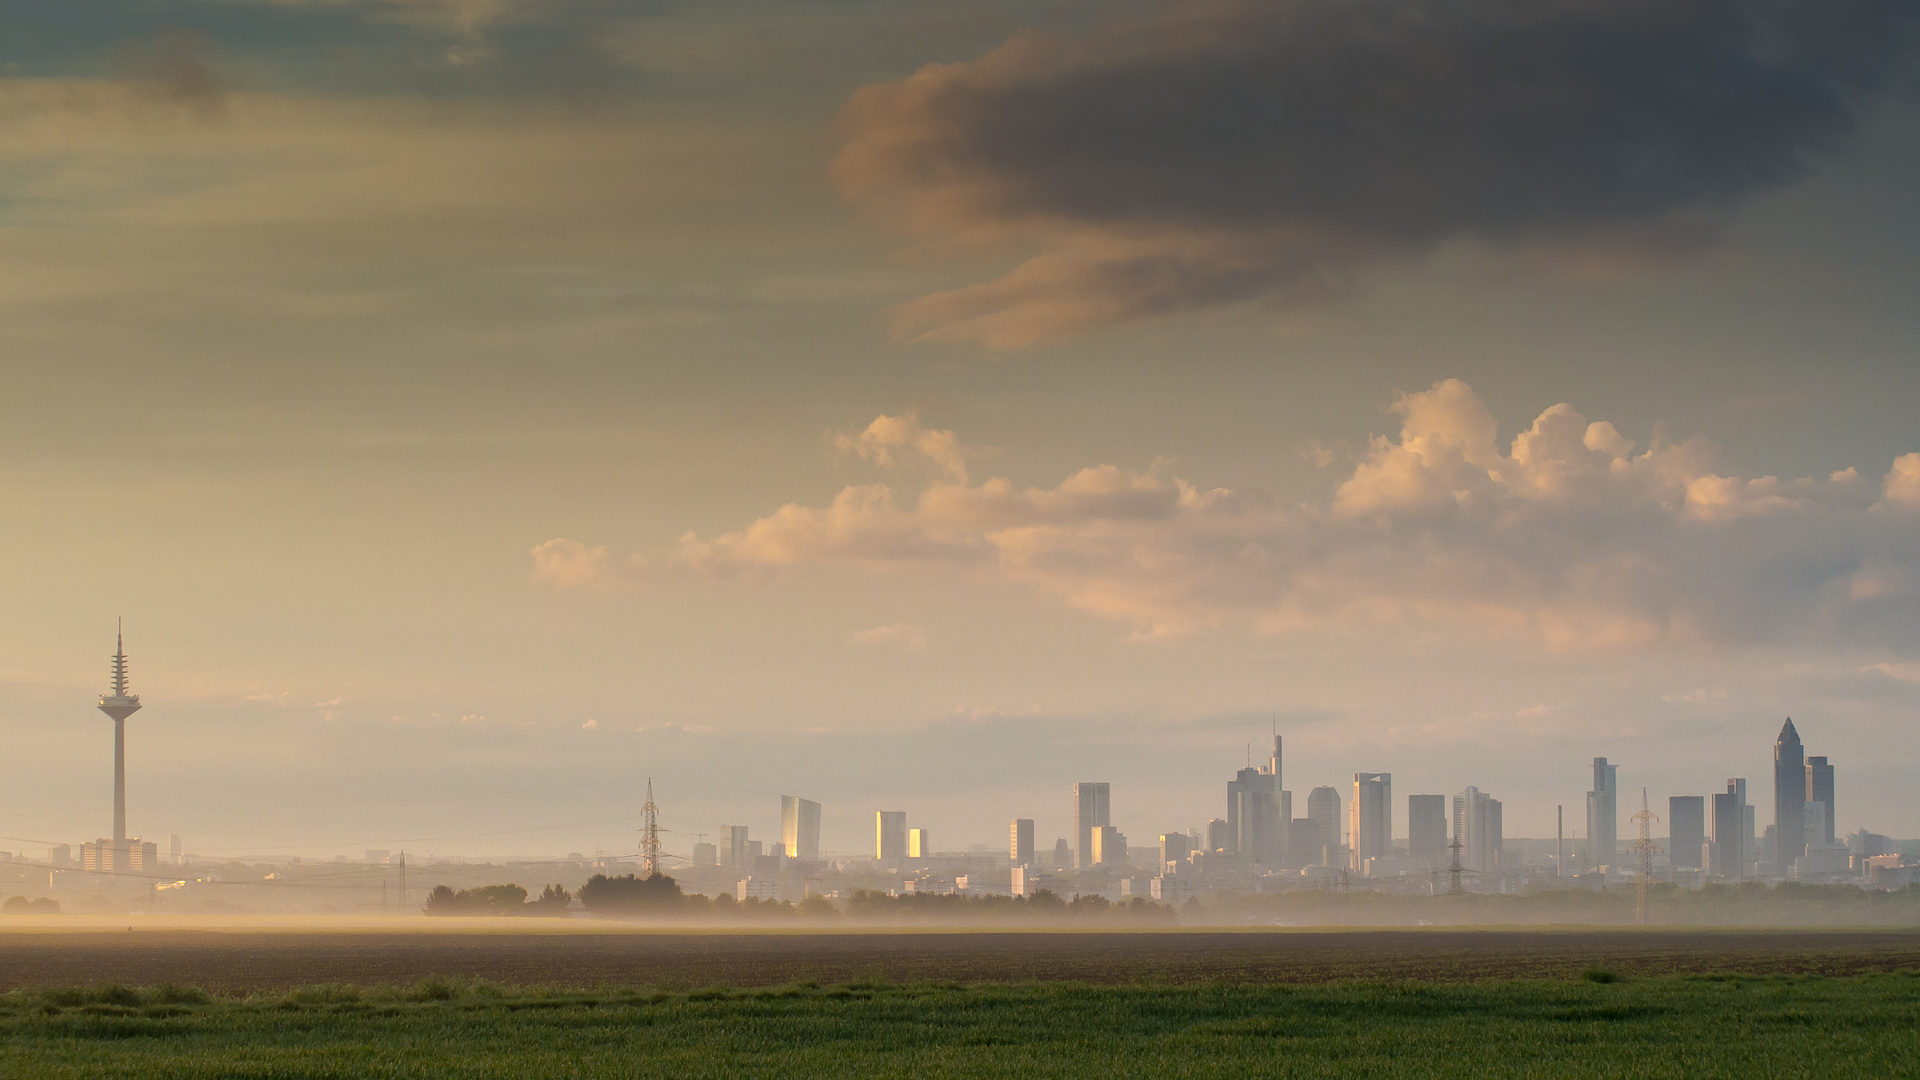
{"left": 834, "top": 0, "right": 1920, "bottom": 345}
{"left": 108, "top": 27, "right": 230, "bottom": 114}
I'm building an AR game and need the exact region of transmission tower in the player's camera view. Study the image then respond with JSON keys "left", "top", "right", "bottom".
{"left": 1448, "top": 835, "right": 1465, "bottom": 895}
{"left": 640, "top": 778, "right": 662, "bottom": 878}
{"left": 1630, "top": 788, "right": 1660, "bottom": 925}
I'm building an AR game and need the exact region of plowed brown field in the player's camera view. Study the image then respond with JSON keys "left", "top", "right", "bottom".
{"left": 3, "top": 927, "right": 1917, "bottom": 990}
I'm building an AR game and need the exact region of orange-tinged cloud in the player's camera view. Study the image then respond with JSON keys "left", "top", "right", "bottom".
{"left": 654, "top": 382, "right": 1920, "bottom": 650}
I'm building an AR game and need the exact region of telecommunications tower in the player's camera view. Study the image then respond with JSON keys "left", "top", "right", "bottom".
{"left": 96, "top": 620, "right": 143, "bottom": 873}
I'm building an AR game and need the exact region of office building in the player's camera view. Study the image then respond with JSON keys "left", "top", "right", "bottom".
{"left": 1806, "top": 755, "right": 1835, "bottom": 847}
{"left": 876, "top": 811, "right": 907, "bottom": 863}
{"left": 1228, "top": 766, "right": 1281, "bottom": 863}
{"left": 1587, "top": 758, "right": 1618, "bottom": 872}
{"left": 1710, "top": 779, "right": 1747, "bottom": 879}
{"left": 1669, "top": 796, "right": 1706, "bottom": 873}
{"left": 723, "top": 826, "right": 751, "bottom": 870}
{"left": 1205, "top": 818, "right": 1231, "bottom": 852}
{"left": 1774, "top": 719, "right": 1806, "bottom": 864}
{"left": 1408, "top": 795, "right": 1448, "bottom": 866}
{"left": 909, "top": 828, "right": 932, "bottom": 860}
{"left": 1453, "top": 787, "right": 1502, "bottom": 873}
{"left": 1011, "top": 865, "right": 1029, "bottom": 897}
{"left": 1159, "top": 832, "right": 1192, "bottom": 868}
{"left": 170, "top": 834, "right": 182, "bottom": 867}
{"left": 781, "top": 795, "right": 821, "bottom": 861}
{"left": 47, "top": 845, "right": 71, "bottom": 868}
{"left": 1307, "top": 786, "right": 1342, "bottom": 861}
{"left": 1091, "top": 825, "right": 1126, "bottom": 867}
{"left": 1073, "top": 782, "right": 1111, "bottom": 869}
{"left": 1010, "top": 818, "right": 1035, "bottom": 865}
{"left": 1290, "top": 818, "right": 1323, "bottom": 864}
{"left": 1349, "top": 774, "right": 1391, "bottom": 872}
{"left": 1052, "top": 838, "right": 1072, "bottom": 867}
{"left": 692, "top": 841, "right": 718, "bottom": 867}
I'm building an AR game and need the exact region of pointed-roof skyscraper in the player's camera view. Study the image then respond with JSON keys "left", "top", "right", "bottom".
{"left": 96, "top": 620, "right": 143, "bottom": 873}
{"left": 1773, "top": 718, "right": 1806, "bottom": 869}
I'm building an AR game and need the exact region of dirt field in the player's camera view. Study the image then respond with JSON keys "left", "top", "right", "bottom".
{"left": 2, "top": 926, "right": 1918, "bottom": 990}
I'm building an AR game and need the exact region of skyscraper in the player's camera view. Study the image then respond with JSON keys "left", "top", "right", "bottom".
{"left": 96, "top": 623, "right": 142, "bottom": 874}
{"left": 1227, "top": 765, "right": 1280, "bottom": 862}
{"left": 1158, "top": 832, "right": 1192, "bottom": 867}
{"left": 1073, "top": 782, "right": 1110, "bottom": 869}
{"left": 876, "top": 811, "right": 907, "bottom": 863}
{"left": 723, "top": 825, "right": 750, "bottom": 870}
{"left": 1307, "top": 786, "right": 1342, "bottom": 862}
{"left": 1710, "top": 779, "right": 1747, "bottom": 879}
{"left": 1408, "top": 795, "right": 1448, "bottom": 866}
{"left": 1453, "top": 787, "right": 1502, "bottom": 873}
{"left": 1773, "top": 718, "right": 1806, "bottom": 865}
{"left": 1806, "top": 755, "right": 1835, "bottom": 847}
{"left": 781, "top": 795, "right": 821, "bottom": 861}
{"left": 1586, "top": 757, "right": 1618, "bottom": 872}
{"left": 908, "top": 828, "right": 931, "bottom": 860}
{"left": 1010, "top": 818, "right": 1035, "bottom": 865}
{"left": 1669, "top": 796, "right": 1706, "bottom": 873}
{"left": 1349, "top": 773, "right": 1390, "bottom": 872}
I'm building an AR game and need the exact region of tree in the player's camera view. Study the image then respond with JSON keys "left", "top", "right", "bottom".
{"left": 421, "top": 885, "right": 460, "bottom": 915}
{"left": 422, "top": 883, "right": 529, "bottom": 916}
{"left": 577, "top": 872, "right": 685, "bottom": 916}
{"left": 528, "top": 884, "right": 572, "bottom": 916}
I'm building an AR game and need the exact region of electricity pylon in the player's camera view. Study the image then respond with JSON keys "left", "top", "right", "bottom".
{"left": 1630, "top": 788, "right": 1661, "bottom": 926}
{"left": 640, "top": 778, "right": 662, "bottom": 878}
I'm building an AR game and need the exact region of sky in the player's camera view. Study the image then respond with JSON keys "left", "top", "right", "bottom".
{"left": 2, "top": 0, "right": 1918, "bottom": 863}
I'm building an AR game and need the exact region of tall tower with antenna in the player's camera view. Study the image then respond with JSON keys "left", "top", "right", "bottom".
{"left": 96, "top": 620, "right": 143, "bottom": 873}
{"left": 640, "top": 778, "right": 662, "bottom": 878}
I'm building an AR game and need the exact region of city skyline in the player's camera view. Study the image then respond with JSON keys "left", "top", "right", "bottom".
{"left": 43, "top": 632, "right": 1871, "bottom": 871}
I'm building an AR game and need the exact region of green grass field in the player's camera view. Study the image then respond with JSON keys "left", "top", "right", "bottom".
{"left": 4, "top": 972, "right": 1919, "bottom": 1078}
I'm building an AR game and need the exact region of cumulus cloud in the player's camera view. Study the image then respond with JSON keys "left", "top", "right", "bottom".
{"left": 676, "top": 382, "right": 1920, "bottom": 650}
{"left": 1885, "top": 453, "right": 1920, "bottom": 508}
{"left": 833, "top": 0, "right": 1920, "bottom": 346}
{"left": 834, "top": 411, "right": 971, "bottom": 483}
{"left": 530, "top": 537, "right": 644, "bottom": 588}
{"left": 852, "top": 623, "right": 930, "bottom": 651}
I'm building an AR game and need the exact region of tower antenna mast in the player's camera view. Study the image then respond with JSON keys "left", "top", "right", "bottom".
{"left": 640, "top": 778, "right": 662, "bottom": 878}
{"left": 97, "top": 619, "right": 143, "bottom": 874}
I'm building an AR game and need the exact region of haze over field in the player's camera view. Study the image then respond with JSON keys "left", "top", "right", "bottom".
{"left": 2, "top": 0, "right": 1919, "bottom": 862}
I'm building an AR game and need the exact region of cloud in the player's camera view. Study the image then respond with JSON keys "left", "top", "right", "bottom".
{"left": 107, "top": 28, "right": 230, "bottom": 117}
{"left": 530, "top": 537, "right": 643, "bottom": 588}
{"left": 852, "top": 623, "right": 929, "bottom": 651}
{"left": 834, "top": 411, "right": 970, "bottom": 483}
{"left": 833, "top": 0, "right": 1920, "bottom": 346}
{"left": 1884, "top": 453, "right": 1920, "bottom": 508}
{"left": 677, "top": 382, "right": 1920, "bottom": 650}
